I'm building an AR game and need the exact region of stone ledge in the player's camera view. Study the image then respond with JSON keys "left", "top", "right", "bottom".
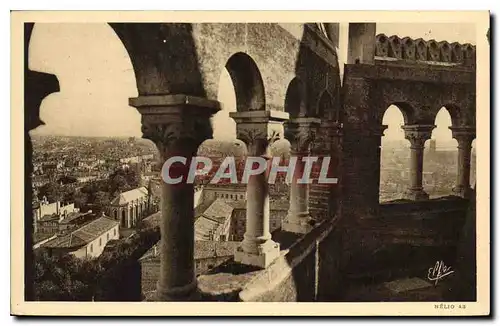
{"left": 129, "top": 94, "right": 222, "bottom": 111}
{"left": 344, "top": 63, "right": 475, "bottom": 85}
{"left": 197, "top": 217, "right": 339, "bottom": 302}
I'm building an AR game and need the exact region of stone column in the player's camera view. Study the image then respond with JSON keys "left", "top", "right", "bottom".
{"left": 401, "top": 125, "right": 435, "bottom": 201}
{"left": 130, "top": 94, "right": 220, "bottom": 301}
{"left": 230, "top": 110, "right": 289, "bottom": 268}
{"left": 282, "top": 117, "right": 321, "bottom": 234}
{"left": 450, "top": 126, "right": 476, "bottom": 198}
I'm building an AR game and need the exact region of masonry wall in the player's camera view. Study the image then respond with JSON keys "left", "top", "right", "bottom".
{"left": 342, "top": 198, "right": 469, "bottom": 280}
{"left": 236, "top": 218, "right": 342, "bottom": 302}
{"left": 193, "top": 24, "right": 340, "bottom": 112}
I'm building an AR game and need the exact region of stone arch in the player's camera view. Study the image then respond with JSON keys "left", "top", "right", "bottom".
{"left": 28, "top": 23, "right": 139, "bottom": 135}
{"left": 440, "top": 103, "right": 463, "bottom": 127}
{"left": 110, "top": 23, "right": 208, "bottom": 97}
{"left": 224, "top": 52, "right": 266, "bottom": 112}
{"left": 316, "top": 90, "right": 334, "bottom": 120}
{"left": 428, "top": 107, "right": 457, "bottom": 148}
{"left": 379, "top": 102, "right": 415, "bottom": 126}
{"left": 284, "top": 77, "right": 307, "bottom": 119}
{"left": 379, "top": 104, "right": 411, "bottom": 202}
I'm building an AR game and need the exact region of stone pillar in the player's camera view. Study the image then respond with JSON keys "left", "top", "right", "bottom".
{"left": 282, "top": 117, "right": 321, "bottom": 234}
{"left": 130, "top": 94, "right": 220, "bottom": 301}
{"left": 450, "top": 126, "right": 476, "bottom": 198}
{"left": 401, "top": 125, "right": 435, "bottom": 201}
{"left": 230, "top": 110, "right": 289, "bottom": 268}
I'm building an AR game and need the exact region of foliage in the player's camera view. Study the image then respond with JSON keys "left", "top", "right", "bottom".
{"left": 33, "top": 226, "right": 161, "bottom": 301}
{"left": 58, "top": 175, "right": 78, "bottom": 185}
{"left": 38, "top": 181, "right": 64, "bottom": 203}
{"left": 108, "top": 168, "right": 140, "bottom": 194}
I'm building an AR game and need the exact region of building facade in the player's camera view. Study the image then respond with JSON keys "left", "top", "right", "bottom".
{"left": 108, "top": 187, "right": 150, "bottom": 228}
{"left": 42, "top": 215, "right": 120, "bottom": 259}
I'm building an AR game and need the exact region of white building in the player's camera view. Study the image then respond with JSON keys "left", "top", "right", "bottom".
{"left": 42, "top": 215, "right": 120, "bottom": 259}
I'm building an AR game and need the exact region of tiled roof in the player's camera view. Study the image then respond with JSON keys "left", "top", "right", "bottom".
{"left": 140, "top": 240, "right": 239, "bottom": 262}
{"left": 227, "top": 198, "right": 289, "bottom": 211}
{"left": 202, "top": 199, "right": 234, "bottom": 223}
{"left": 59, "top": 211, "right": 90, "bottom": 224}
{"left": 39, "top": 213, "right": 59, "bottom": 222}
{"left": 195, "top": 217, "right": 220, "bottom": 241}
{"left": 110, "top": 187, "right": 148, "bottom": 206}
{"left": 194, "top": 199, "right": 233, "bottom": 241}
{"left": 34, "top": 232, "right": 57, "bottom": 244}
{"left": 142, "top": 211, "right": 161, "bottom": 228}
{"left": 43, "top": 216, "right": 119, "bottom": 249}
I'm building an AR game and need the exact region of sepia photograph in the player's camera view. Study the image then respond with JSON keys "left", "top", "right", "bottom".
{"left": 10, "top": 10, "right": 490, "bottom": 316}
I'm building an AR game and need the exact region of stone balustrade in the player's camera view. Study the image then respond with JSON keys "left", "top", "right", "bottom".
{"left": 375, "top": 33, "right": 476, "bottom": 65}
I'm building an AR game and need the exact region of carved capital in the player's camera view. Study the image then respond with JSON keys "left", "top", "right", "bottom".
{"left": 130, "top": 94, "right": 221, "bottom": 156}
{"left": 449, "top": 126, "right": 476, "bottom": 148}
{"left": 285, "top": 117, "right": 321, "bottom": 153}
{"left": 230, "top": 110, "right": 289, "bottom": 155}
{"left": 402, "top": 125, "right": 435, "bottom": 149}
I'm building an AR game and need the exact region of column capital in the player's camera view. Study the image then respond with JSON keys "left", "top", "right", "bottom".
{"left": 129, "top": 94, "right": 221, "bottom": 155}
{"left": 230, "top": 110, "right": 290, "bottom": 153}
{"left": 402, "top": 124, "right": 435, "bottom": 148}
{"left": 449, "top": 126, "right": 476, "bottom": 145}
{"left": 285, "top": 117, "right": 321, "bottom": 153}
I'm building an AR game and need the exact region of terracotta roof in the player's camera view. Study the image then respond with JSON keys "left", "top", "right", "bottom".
{"left": 110, "top": 187, "right": 148, "bottom": 206}
{"left": 227, "top": 198, "right": 289, "bottom": 211}
{"left": 59, "top": 211, "right": 91, "bottom": 224}
{"left": 194, "top": 199, "right": 233, "bottom": 240}
{"left": 34, "top": 232, "right": 57, "bottom": 244}
{"left": 140, "top": 240, "right": 239, "bottom": 262}
{"left": 39, "top": 213, "right": 59, "bottom": 222}
{"left": 43, "top": 216, "right": 119, "bottom": 249}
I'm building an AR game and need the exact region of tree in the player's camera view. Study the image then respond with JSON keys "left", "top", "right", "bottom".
{"left": 58, "top": 175, "right": 77, "bottom": 185}
{"left": 93, "top": 191, "right": 111, "bottom": 212}
{"left": 108, "top": 168, "right": 140, "bottom": 194}
{"left": 38, "top": 181, "right": 63, "bottom": 203}
{"left": 72, "top": 190, "right": 88, "bottom": 209}
{"left": 109, "top": 174, "right": 128, "bottom": 194}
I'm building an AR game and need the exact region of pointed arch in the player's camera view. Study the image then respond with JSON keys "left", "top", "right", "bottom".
{"left": 441, "top": 103, "right": 462, "bottom": 127}
{"left": 316, "top": 90, "right": 334, "bottom": 119}
{"left": 379, "top": 101, "right": 415, "bottom": 126}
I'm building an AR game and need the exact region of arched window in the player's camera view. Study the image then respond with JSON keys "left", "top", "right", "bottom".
{"left": 423, "top": 107, "right": 457, "bottom": 198}
{"left": 379, "top": 105, "right": 408, "bottom": 202}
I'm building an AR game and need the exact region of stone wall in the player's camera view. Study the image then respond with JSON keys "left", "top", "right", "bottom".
{"left": 375, "top": 34, "right": 476, "bottom": 66}
{"left": 341, "top": 197, "right": 470, "bottom": 282}
{"left": 198, "top": 217, "right": 343, "bottom": 302}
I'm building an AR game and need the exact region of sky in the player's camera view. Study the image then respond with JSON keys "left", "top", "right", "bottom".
{"left": 29, "top": 23, "right": 477, "bottom": 147}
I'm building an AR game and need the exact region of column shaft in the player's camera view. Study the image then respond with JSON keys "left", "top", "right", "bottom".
{"left": 450, "top": 126, "right": 475, "bottom": 198}
{"left": 402, "top": 125, "right": 434, "bottom": 201}
{"left": 282, "top": 117, "right": 320, "bottom": 233}
{"left": 129, "top": 94, "right": 220, "bottom": 301}
{"left": 282, "top": 151, "right": 313, "bottom": 233}
{"left": 241, "top": 153, "right": 272, "bottom": 254}
{"left": 231, "top": 110, "right": 289, "bottom": 268}
{"left": 409, "top": 144, "right": 425, "bottom": 191}
{"left": 157, "top": 172, "right": 197, "bottom": 300}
